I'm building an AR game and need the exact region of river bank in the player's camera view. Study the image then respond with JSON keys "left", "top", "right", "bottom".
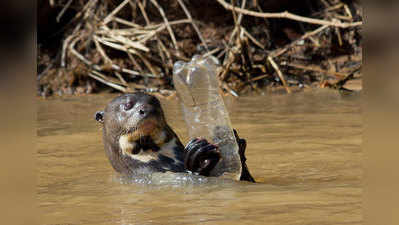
{"left": 37, "top": 0, "right": 362, "bottom": 98}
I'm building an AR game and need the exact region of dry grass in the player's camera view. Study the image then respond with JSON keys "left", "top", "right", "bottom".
{"left": 38, "top": 0, "right": 363, "bottom": 97}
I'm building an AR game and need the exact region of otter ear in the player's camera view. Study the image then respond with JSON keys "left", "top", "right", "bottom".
{"left": 95, "top": 111, "right": 104, "bottom": 124}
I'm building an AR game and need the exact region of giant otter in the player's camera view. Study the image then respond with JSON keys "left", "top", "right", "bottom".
{"left": 95, "top": 92, "right": 254, "bottom": 182}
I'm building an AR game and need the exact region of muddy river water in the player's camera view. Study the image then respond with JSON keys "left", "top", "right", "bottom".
{"left": 38, "top": 89, "right": 362, "bottom": 225}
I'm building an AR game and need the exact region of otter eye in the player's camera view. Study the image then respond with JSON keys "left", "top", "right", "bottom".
{"left": 139, "top": 109, "right": 145, "bottom": 115}
{"left": 123, "top": 102, "right": 134, "bottom": 111}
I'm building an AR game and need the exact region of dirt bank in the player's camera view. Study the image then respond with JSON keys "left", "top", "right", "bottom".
{"left": 37, "top": 0, "right": 362, "bottom": 97}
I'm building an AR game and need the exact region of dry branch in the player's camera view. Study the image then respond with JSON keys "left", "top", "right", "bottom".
{"left": 270, "top": 25, "right": 329, "bottom": 58}
{"left": 216, "top": 0, "right": 362, "bottom": 28}
{"left": 103, "top": 0, "right": 131, "bottom": 25}
{"left": 177, "top": 0, "right": 208, "bottom": 51}
{"left": 149, "top": 0, "right": 179, "bottom": 50}
{"left": 39, "top": 0, "right": 362, "bottom": 96}
{"left": 268, "top": 56, "right": 291, "bottom": 94}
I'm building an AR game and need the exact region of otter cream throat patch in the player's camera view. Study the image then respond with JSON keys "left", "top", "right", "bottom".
{"left": 119, "top": 134, "right": 158, "bottom": 163}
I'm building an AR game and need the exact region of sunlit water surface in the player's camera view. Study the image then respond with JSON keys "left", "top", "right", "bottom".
{"left": 38, "top": 89, "right": 362, "bottom": 225}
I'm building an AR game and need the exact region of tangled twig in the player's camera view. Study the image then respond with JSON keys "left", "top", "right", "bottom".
{"left": 39, "top": 0, "right": 362, "bottom": 97}
{"left": 216, "top": 0, "right": 362, "bottom": 28}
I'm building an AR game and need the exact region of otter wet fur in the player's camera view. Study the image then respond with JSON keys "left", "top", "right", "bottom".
{"left": 95, "top": 92, "right": 255, "bottom": 182}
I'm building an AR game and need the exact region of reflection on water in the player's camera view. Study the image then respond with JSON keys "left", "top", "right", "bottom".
{"left": 38, "top": 89, "right": 362, "bottom": 225}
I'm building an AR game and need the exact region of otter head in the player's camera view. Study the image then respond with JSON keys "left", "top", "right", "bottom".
{"left": 95, "top": 93, "right": 184, "bottom": 175}
{"left": 96, "top": 92, "right": 166, "bottom": 140}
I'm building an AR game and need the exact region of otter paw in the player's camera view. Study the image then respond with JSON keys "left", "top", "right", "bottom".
{"left": 184, "top": 138, "right": 221, "bottom": 176}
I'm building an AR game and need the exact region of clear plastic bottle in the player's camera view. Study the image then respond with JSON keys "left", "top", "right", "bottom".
{"left": 173, "top": 55, "right": 242, "bottom": 180}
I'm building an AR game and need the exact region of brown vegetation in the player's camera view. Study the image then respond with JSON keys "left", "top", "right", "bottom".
{"left": 37, "top": 0, "right": 362, "bottom": 97}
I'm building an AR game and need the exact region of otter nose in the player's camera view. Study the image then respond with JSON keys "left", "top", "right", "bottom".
{"left": 136, "top": 104, "right": 153, "bottom": 117}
